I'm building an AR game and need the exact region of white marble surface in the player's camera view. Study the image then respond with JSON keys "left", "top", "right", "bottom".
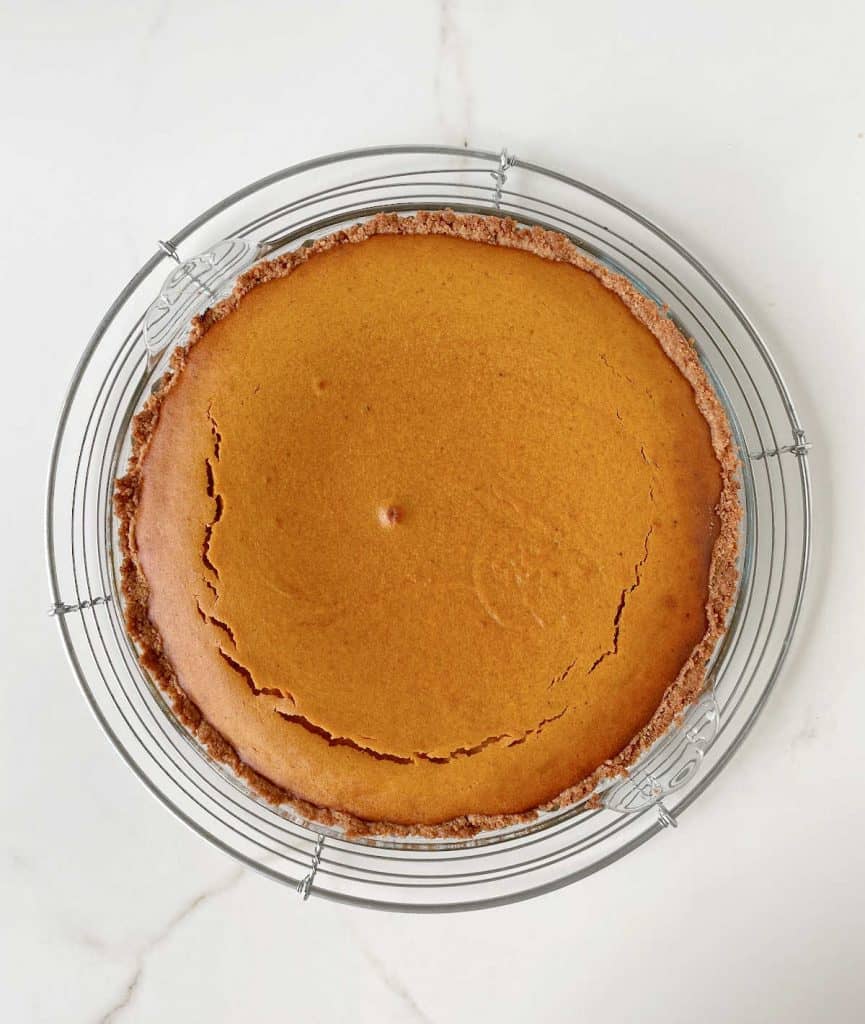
{"left": 2, "top": 1, "right": 865, "bottom": 1020}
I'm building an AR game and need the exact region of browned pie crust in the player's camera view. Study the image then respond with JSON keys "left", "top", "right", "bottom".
{"left": 115, "top": 211, "right": 740, "bottom": 838}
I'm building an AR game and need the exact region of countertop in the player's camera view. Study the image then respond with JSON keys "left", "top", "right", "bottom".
{"left": 2, "top": 1, "right": 864, "bottom": 1021}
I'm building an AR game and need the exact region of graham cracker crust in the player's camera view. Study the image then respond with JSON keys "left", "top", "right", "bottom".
{"left": 114, "top": 210, "right": 741, "bottom": 839}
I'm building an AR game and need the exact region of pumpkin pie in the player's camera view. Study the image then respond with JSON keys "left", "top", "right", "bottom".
{"left": 115, "top": 211, "right": 740, "bottom": 837}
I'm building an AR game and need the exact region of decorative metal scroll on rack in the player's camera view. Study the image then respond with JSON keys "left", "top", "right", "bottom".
{"left": 46, "top": 146, "right": 811, "bottom": 912}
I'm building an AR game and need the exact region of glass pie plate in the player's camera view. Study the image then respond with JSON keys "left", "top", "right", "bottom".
{"left": 46, "top": 146, "right": 811, "bottom": 911}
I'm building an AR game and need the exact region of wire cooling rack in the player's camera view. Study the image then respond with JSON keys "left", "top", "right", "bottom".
{"left": 46, "top": 146, "right": 811, "bottom": 911}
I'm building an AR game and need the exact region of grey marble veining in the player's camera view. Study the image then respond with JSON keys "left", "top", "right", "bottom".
{"left": 95, "top": 871, "right": 244, "bottom": 1024}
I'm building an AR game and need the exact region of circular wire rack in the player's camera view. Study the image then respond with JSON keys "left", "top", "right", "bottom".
{"left": 46, "top": 145, "right": 811, "bottom": 912}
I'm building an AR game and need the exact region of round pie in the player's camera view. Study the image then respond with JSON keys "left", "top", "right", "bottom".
{"left": 116, "top": 211, "right": 740, "bottom": 837}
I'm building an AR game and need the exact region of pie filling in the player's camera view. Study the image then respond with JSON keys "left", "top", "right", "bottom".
{"left": 116, "top": 212, "right": 740, "bottom": 836}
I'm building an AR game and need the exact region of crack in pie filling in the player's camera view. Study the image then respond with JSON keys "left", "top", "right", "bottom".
{"left": 115, "top": 211, "right": 740, "bottom": 837}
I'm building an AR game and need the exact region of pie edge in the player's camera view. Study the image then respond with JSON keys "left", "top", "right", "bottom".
{"left": 114, "top": 210, "right": 742, "bottom": 839}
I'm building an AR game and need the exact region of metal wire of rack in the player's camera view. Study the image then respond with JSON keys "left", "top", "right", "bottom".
{"left": 46, "top": 146, "right": 811, "bottom": 911}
